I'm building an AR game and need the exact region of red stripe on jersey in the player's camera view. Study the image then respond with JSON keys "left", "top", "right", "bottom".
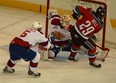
{"left": 39, "top": 41, "right": 48, "bottom": 47}
{"left": 51, "top": 14, "right": 60, "bottom": 25}
{"left": 51, "top": 18, "right": 60, "bottom": 25}
{"left": 11, "top": 37, "right": 31, "bottom": 48}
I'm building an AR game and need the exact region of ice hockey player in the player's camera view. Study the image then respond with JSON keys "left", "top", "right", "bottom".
{"left": 3, "top": 22, "right": 51, "bottom": 77}
{"left": 48, "top": 11, "right": 97, "bottom": 61}
{"left": 48, "top": 12, "right": 72, "bottom": 59}
{"left": 67, "top": 5, "right": 106, "bottom": 68}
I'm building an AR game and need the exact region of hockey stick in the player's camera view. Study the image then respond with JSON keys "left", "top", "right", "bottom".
{"left": 96, "top": 44, "right": 110, "bottom": 62}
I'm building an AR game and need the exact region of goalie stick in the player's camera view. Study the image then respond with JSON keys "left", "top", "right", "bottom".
{"left": 96, "top": 44, "right": 110, "bottom": 62}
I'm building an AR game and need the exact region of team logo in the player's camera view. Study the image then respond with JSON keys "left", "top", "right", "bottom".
{"left": 52, "top": 31, "right": 65, "bottom": 40}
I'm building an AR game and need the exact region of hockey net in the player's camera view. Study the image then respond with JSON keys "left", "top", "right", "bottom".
{"left": 45, "top": 0, "right": 112, "bottom": 61}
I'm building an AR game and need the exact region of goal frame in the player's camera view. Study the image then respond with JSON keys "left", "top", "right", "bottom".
{"left": 45, "top": 0, "right": 110, "bottom": 61}
{"left": 45, "top": 0, "right": 107, "bottom": 48}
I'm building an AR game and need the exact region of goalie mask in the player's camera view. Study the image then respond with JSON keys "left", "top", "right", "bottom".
{"left": 31, "top": 22, "right": 42, "bottom": 31}
{"left": 96, "top": 6, "right": 106, "bottom": 20}
{"left": 60, "top": 15, "right": 71, "bottom": 29}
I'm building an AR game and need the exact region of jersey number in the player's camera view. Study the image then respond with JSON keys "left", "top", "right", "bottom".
{"left": 79, "top": 20, "right": 94, "bottom": 35}
{"left": 20, "top": 29, "right": 31, "bottom": 37}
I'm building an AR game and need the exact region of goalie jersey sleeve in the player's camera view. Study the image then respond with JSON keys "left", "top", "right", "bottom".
{"left": 74, "top": 6, "right": 103, "bottom": 39}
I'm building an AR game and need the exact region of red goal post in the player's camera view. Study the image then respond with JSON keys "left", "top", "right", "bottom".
{"left": 45, "top": 0, "right": 110, "bottom": 61}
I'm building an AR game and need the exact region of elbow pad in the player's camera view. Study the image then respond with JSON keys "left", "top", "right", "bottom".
{"left": 72, "top": 12, "right": 80, "bottom": 20}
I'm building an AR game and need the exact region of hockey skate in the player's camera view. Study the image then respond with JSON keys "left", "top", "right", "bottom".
{"left": 3, "top": 66, "right": 15, "bottom": 73}
{"left": 68, "top": 56, "right": 79, "bottom": 62}
{"left": 89, "top": 62, "right": 101, "bottom": 68}
{"left": 28, "top": 69, "right": 41, "bottom": 77}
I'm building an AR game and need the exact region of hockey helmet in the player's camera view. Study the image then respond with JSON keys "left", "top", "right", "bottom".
{"left": 31, "top": 22, "right": 42, "bottom": 31}
{"left": 31, "top": 22, "right": 42, "bottom": 29}
{"left": 96, "top": 6, "right": 106, "bottom": 20}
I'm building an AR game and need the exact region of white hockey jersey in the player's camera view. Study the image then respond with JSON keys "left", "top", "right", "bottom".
{"left": 49, "top": 13, "right": 71, "bottom": 41}
{"left": 11, "top": 28, "right": 50, "bottom": 49}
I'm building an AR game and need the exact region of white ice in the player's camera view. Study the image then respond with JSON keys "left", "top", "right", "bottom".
{"left": 0, "top": 6, "right": 116, "bottom": 83}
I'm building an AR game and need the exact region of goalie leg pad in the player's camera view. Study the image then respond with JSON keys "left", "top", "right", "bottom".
{"left": 50, "top": 45, "right": 61, "bottom": 57}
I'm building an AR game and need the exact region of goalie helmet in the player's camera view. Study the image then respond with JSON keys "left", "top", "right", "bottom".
{"left": 31, "top": 22, "right": 42, "bottom": 31}
{"left": 60, "top": 15, "right": 71, "bottom": 29}
{"left": 96, "top": 6, "right": 106, "bottom": 20}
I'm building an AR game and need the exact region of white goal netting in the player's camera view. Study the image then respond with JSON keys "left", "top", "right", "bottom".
{"left": 45, "top": 0, "right": 116, "bottom": 60}
{"left": 47, "top": 0, "right": 116, "bottom": 49}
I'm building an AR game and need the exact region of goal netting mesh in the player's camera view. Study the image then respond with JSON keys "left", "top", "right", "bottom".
{"left": 43, "top": 0, "right": 115, "bottom": 60}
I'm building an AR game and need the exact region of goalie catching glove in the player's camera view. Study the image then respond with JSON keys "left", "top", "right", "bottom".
{"left": 60, "top": 15, "right": 71, "bottom": 30}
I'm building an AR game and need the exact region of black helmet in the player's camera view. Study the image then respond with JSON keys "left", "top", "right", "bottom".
{"left": 96, "top": 6, "right": 106, "bottom": 20}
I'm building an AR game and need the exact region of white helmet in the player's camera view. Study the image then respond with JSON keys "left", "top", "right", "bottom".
{"left": 60, "top": 15, "right": 71, "bottom": 28}
{"left": 31, "top": 22, "right": 42, "bottom": 29}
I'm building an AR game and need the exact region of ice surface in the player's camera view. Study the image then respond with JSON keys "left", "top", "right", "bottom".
{"left": 0, "top": 6, "right": 116, "bottom": 83}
